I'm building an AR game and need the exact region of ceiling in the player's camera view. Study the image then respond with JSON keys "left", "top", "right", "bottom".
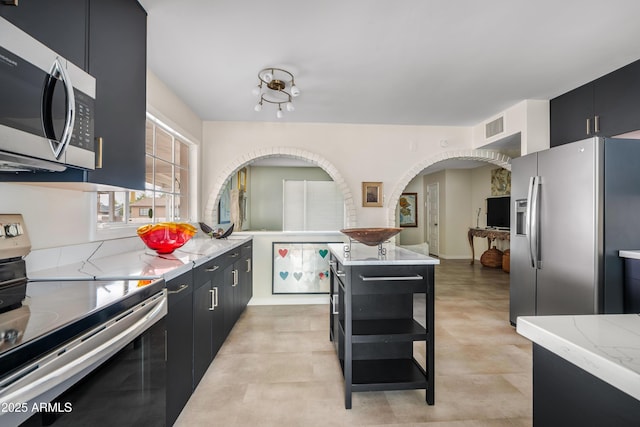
{"left": 139, "top": 0, "right": 640, "bottom": 127}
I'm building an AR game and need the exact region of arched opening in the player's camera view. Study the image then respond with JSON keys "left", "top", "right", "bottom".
{"left": 202, "top": 147, "right": 357, "bottom": 230}
{"left": 386, "top": 149, "right": 512, "bottom": 259}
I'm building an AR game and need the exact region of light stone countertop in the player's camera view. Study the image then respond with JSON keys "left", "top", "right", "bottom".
{"left": 27, "top": 235, "right": 252, "bottom": 282}
{"left": 328, "top": 243, "right": 440, "bottom": 266}
{"left": 517, "top": 314, "right": 640, "bottom": 401}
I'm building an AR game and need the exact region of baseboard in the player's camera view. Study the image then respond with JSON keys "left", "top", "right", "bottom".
{"left": 248, "top": 295, "right": 329, "bottom": 306}
{"left": 435, "top": 254, "right": 474, "bottom": 260}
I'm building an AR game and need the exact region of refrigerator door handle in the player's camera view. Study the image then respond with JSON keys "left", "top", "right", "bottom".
{"left": 530, "top": 176, "right": 541, "bottom": 269}
{"left": 526, "top": 177, "right": 535, "bottom": 267}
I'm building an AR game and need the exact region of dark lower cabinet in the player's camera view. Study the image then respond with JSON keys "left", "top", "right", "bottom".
{"left": 193, "top": 257, "right": 225, "bottom": 388}
{"left": 533, "top": 344, "right": 640, "bottom": 427}
{"left": 240, "top": 242, "right": 253, "bottom": 308}
{"left": 166, "top": 270, "right": 193, "bottom": 427}
{"left": 187, "top": 240, "right": 252, "bottom": 412}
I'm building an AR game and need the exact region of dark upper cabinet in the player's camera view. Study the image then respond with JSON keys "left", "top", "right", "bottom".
{"left": 594, "top": 60, "right": 640, "bottom": 137}
{"left": 0, "top": 0, "right": 147, "bottom": 190}
{"left": 0, "top": 0, "right": 88, "bottom": 70}
{"left": 84, "top": 0, "right": 146, "bottom": 189}
{"left": 550, "top": 59, "right": 640, "bottom": 147}
{"left": 550, "top": 83, "right": 594, "bottom": 147}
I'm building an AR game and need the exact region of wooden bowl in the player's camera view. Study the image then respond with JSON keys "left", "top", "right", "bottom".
{"left": 340, "top": 227, "right": 402, "bottom": 246}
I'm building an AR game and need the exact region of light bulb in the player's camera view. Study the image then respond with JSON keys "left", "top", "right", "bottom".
{"left": 263, "top": 72, "right": 273, "bottom": 83}
{"left": 276, "top": 108, "right": 283, "bottom": 119}
{"left": 252, "top": 85, "right": 261, "bottom": 96}
{"left": 290, "top": 85, "right": 300, "bottom": 97}
{"left": 254, "top": 103, "right": 262, "bottom": 112}
{"left": 286, "top": 102, "right": 295, "bottom": 112}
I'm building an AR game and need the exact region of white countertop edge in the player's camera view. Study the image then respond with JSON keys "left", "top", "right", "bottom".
{"left": 619, "top": 250, "right": 640, "bottom": 260}
{"left": 517, "top": 315, "right": 640, "bottom": 401}
{"left": 327, "top": 243, "right": 440, "bottom": 266}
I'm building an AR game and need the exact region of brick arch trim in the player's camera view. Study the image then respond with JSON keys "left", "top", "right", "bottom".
{"left": 203, "top": 147, "right": 358, "bottom": 227}
{"left": 386, "top": 149, "right": 512, "bottom": 226}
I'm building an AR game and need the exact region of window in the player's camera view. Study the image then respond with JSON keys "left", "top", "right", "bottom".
{"left": 282, "top": 180, "right": 344, "bottom": 231}
{"left": 97, "top": 115, "right": 193, "bottom": 227}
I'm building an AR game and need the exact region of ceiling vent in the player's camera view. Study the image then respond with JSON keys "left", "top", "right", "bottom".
{"left": 485, "top": 116, "right": 504, "bottom": 139}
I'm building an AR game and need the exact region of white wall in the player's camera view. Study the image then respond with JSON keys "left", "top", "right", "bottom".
{"left": 201, "top": 121, "right": 473, "bottom": 227}
{"left": 473, "top": 99, "right": 550, "bottom": 155}
{"left": 440, "top": 169, "right": 472, "bottom": 259}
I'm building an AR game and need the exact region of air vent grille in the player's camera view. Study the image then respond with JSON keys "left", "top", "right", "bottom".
{"left": 485, "top": 116, "right": 504, "bottom": 139}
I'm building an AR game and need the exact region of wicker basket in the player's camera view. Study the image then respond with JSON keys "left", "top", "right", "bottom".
{"left": 502, "top": 249, "right": 510, "bottom": 273}
{"left": 480, "top": 246, "right": 503, "bottom": 268}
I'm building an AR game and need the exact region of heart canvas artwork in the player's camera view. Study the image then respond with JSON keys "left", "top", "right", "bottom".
{"left": 272, "top": 242, "right": 340, "bottom": 294}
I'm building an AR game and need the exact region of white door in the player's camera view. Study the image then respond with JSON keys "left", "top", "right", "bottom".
{"left": 426, "top": 183, "right": 439, "bottom": 256}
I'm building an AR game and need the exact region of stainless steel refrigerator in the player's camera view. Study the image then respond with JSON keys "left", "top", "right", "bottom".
{"left": 510, "top": 137, "right": 640, "bottom": 325}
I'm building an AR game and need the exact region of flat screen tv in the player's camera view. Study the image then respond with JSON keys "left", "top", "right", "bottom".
{"left": 486, "top": 196, "right": 510, "bottom": 229}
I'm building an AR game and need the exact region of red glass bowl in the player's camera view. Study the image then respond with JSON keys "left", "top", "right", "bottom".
{"left": 137, "top": 222, "right": 197, "bottom": 254}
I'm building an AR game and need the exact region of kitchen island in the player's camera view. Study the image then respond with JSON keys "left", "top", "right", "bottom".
{"left": 517, "top": 314, "right": 640, "bottom": 427}
{"left": 328, "top": 243, "right": 439, "bottom": 409}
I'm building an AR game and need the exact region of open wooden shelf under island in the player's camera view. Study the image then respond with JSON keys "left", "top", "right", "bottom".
{"left": 328, "top": 242, "right": 440, "bottom": 409}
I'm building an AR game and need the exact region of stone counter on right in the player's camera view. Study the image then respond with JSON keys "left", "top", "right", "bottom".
{"left": 517, "top": 314, "right": 640, "bottom": 427}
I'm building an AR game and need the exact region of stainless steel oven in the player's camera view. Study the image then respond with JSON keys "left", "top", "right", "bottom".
{"left": 0, "top": 284, "right": 167, "bottom": 427}
{"left": 0, "top": 17, "right": 95, "bottom": 172}
{"left": 0, "top": 215, "right": 167, "bottom": 426}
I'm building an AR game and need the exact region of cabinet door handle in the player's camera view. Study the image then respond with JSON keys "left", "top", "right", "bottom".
{"left": 336, "top": 270, "right": 346, "bottom": 278}
{"left": 358, "top": 274, "right": 423, "bottom": 282}
{"left": 594, "top": 115, "right": 600, "bottom": 133}
{"left": 331, "top": 294, "right": 339, "bottom": 315}
{"left": 206, "top": 265, "right": 219, "bottom": 272}
{"left": 168, "top": 284, "right": 189, "bottom": 294}
{"left": 209, "top": 287, "right": 218, "bottom": 310}
{"left": 246, "top": 258, "right": 251, "bottom": 273}
{"left": 586, "top": 118, "right": 591, "bottom": 135}
{"left": 229, "top": 252, "right": 239, "bottom": 258}
{"left": 232, "top": 269, "right": 238, "bottom": 286}
{"left": 95, "top": 137, "right": 103, "bottom": 169}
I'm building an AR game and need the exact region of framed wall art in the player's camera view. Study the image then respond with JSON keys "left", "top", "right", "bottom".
{"left": 398, "top": 192, "right": 418, "bottom": 227}
{"left": 272, "top": 242, "right": 339, "bottom": 294}
{"left": 362, "top": 181, "right": 383, "bottom": 207}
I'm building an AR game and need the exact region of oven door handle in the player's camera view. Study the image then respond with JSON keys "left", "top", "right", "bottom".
{"left": 42, "top": 57, "right": 75, "bottom": 160}
{"left": 0, "top": 290, "right": 167, "bottom": 412}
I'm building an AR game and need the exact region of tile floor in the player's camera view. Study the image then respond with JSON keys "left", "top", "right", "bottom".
{"left": 175, "top": 259, "right": 533, "bottom": 426}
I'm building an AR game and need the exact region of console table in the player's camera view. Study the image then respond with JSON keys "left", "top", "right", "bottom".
{"left": 468, "top": 228, "right": 510, "bottom": 265}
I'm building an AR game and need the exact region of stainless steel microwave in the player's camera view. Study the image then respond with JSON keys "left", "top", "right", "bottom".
{"left": 0, "top": 17, "right": 96, "bottom": 172}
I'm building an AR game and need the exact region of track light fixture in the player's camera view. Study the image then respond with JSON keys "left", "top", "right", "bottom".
{"left": 253, "top": 67, "right": 300, "bottom": 119}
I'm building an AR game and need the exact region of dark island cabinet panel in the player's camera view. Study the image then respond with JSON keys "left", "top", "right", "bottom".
{"left": 0, "top": 0, "right": 88, "bottom": 70}
{"left": 550, "top": 58, "right": 640, "bottom": 147}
